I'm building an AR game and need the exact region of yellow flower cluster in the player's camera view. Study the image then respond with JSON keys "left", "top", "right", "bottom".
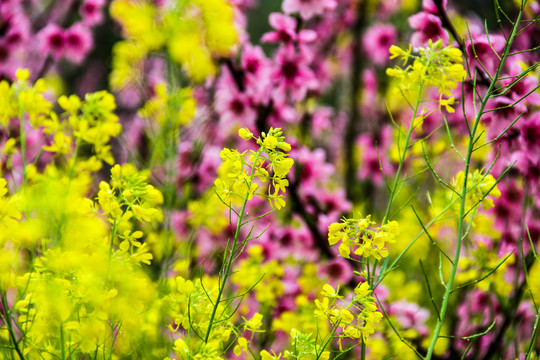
{"left": 0, "top": 69, "right": 121, "bottom": 180}
{"left": 387, "top": 40, "right": 467, "bottom": 112}
{"left": 45, "top": 91, "right": 121, "bottom": 166}
{"left": 231, "top": 245, "right": 284, "bottom": 307}
{"left": 315, "top": 283, "right": 383, "bottom": 344}
{"left": 187, "top": 192, "right": 229, "bottom": 234}
{"left": 451, "top": 169, "right": 501, "bottom": 212}
{"left": 214, "top": 127, "right": 294, "bottom": 210}
{"left": 98, "top": 164, "right": 164, "bottom": 245}
{"left": 16, "top": 243, "right": 157, "bottom": 358}
{"left": 110, "top": 0, "right": 237, "bottom": 87}
{"left": 457, "top": 242, "right": 513, "bottom": 297}
{"left": 165, "top": 275, "right": 264, "bottom": 360}
{"left": 0, "top": 69, "right": 51, "bottom": 127}
{"left": 2, "top": 156, "right": 163, "bottom": 359}
{"left": 262, "top": 329, "right": 330, "bottom": 360}
{"left": 139, "top": 82, "right": 196, "bottom": 127}
{"left": 328, "top": 215, "right": 399, "bottom": 260}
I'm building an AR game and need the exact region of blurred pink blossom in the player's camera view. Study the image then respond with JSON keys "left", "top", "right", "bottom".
{"left": 282, "top": 0, "right": 337, "bottom": 20}
{"left": 363, "top": 24, "right": 396, "bottom": 65}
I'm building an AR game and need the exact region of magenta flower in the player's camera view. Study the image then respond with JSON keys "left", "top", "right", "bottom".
{"left": 408, "top": 11, "right": 448, "bottom": 48}
{"left": 502, "top": 59, "right": 540, "bottom": 106}
{"left": 80, "top": 0, "right": 106, "bottom": 26}
{"left": 64, "top": 23, "right": 93, "bottom": 64}
{"left": 0, "top": 43, "right": 9, "bottom": 65}
{"left": 519, "top": 113, "right": 540, "bottom": 163}
{"left": 282, "top": 0, "right": 337, "bottom": 20}
{"left": 465, "top": 26, "right": 505, "bottom": 76}
{"left": 311, "top": 107, "right": 333, "bottom": 137}
{"left": 2, "top": 13, "right": 30, "bottom": 51}
{"left": 422, "top": 0, "right": 447, "bottom": 14}
{"left": 240, "top": 44, "right": 272, "bottom": 103}
{"left": 261, "top": 13, "right": 317, "bottom": 44}
{"left": 363, "top": 24, "right": 396, "bottom": 65}
{"left": 215, "top": 81, "right": 257, "bottom": 130}
{"left": 319, "top": 258, "right": 353, "bottom": 287}
{"left": 388, "top": 300, "right": 430, "bottom": 336}
{"left": 291, "top": 146, "right": 335, "bottom": 188}
{"left": 482, "top": 96, "right": 526, "bottom": 143}
{"left": 267, "top": 226, "right": 318, "bottom": 261}
{"left": 357, "top": 125, "right": 395, "bottom": 185}
{"left": 272, "top": 45, "right": 318, "bottom": 102}
{"left": 267, "top": 91, "right": 298, "bottom": 127}
{"left": 37, "top": 23, "right": 66, "bottom": 59}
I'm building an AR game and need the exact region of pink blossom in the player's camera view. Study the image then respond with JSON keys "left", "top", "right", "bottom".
{"left": 357, "top": 125, "right": 395, "bottom": 185}
{"left": 291, "top": 146, "right": 335, "bottom": 188}
{"left": 492, "top": 180, "right": 523, "bottom": 230}
{"left": 513, "top": 150, "right": 540, "bottom": 192}
{"left": 422, "top": 0, "right": 447, "bottom": 14}
{"left": 267, "top": 226, "right": 317, "bottom": 261}
{"left": 240, "top": 44, "right": 272, "bottom": 103}
{"left": 378, "top": 0, "right": 403, "bottom": 18}
{"left": 282, "top": 0, "right": 337, "bottom": 20}
{"left": 267, "top": 91, "right": 298, "bottom": 127}
{"left": 195, "top": 145, "right": 222, "bottom": 192}
{"left": 261, "top": 13, "right": 317, "bottom": 44}
{"left": 64, "top": 23, "right": 93, "bottom": 64}
{"left": 121, "top": 114, "right": 145, "bottom": 153}
{"left": 362, "top": 68, "right": 378, "bottom": 109}
{"left": 37, "top": 23, "right": 66, "bottom": 59}
{"left": 482, "top": 96, "right": 526, "bottom": 144}
{"left": 171, "top": 210, "right": 190, "bottom": 240}
{"left": 408, "top": 12, "right": 448, "bottom": 48}
{"left": 318, "top": 188, "right": 352, "bottom": 215}
{"left": 502, "top": 59, "right": 540, "bottom": 106}
{"left": 272, "top": 45, "right": 318, "bottom": 102}
{"left": 215, "top": 83, "right": 257, "bottom": 131}
{"left": 388, "top": 300, "right": 430, "bottom": 336}
{"left": 311, "top": 106, "right": 333, "bottom": 137}
{"left": 519, "top": 112, "right": 540, "bottom": 163}
{"left": 319, "top": 258, "right": 353, "bottom": 287}
{"left": 2, "top": 13, "right": 31, "bottom": 51}
{"left": 80, "top": 0, "right": 106, "bottom": 26}
{"left": 363, "top": 24, "right": 396, "bottom": 65}
{"left": 0, "top": 43, "right": 10, "bottom": 65}
{"left": 465, "top": 26, "right": 506, "bottom": 76}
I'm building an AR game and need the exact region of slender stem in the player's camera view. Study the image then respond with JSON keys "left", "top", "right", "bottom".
{"left": 163, "top": 56, "right": 179, "bottom": 232}
{"left": 424, "top": 5, "right": 524, "bottom": 358}
{"left": 382, "top": 80, "right": 424, "bottom": 225}
{"left": 18, "top": 108, "right": 27, "bottom": 188}
{"left": 316, "top": 317, "right": 341, "bottom": 359}
{"left": 60, "top": 323, "right": 66, "bottom": 360}
{"left": 0, "top": 291, "right": 25, "bottom": 360}
{"left": 109, "top": 219, "right": 118, "bottom": 258}
{"left": 526, "top": 310, "right": 540, "bottom": 360}
{"left": 203, "top": 149, "right": 262, "bottom": 343}
{"left": 374, "top": 81, "right": 425, "bottom": 287}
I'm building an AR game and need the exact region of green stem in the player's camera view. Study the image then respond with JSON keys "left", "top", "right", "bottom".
{"left": 203, "top": 149, "right": 262, "bottom": 343}
{"left": 60, "top": 323, "right": 66, "bottom": 360}
{"left": 316, "top": 317, "right": 341, "bottom": 359}
{"left": 525, "top": 310, "right": 540, "bottom": 360}
{"left": 1, "top": 290, "right": 25, "bottom": 360}
{"left": 382, "top": 81, "right": 424, "bottom": 225}
{"left": 374, "top": 81, "right": 425, "bottom": 287}
{"left": 424, "top": 5, "right": 524, "bottom": 359}
{"left": 18, "top": 108, "right": 27, "bottom": 188}
{"left": 109, "top": 219, "right": 119, "bottom": 258}
{"left": 163, "top": 54, "right": 180, "bottom": 232}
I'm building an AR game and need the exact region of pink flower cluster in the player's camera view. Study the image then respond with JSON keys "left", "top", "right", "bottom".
{"left": 0, "top": 0, "right": 104, "bottom": 79}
